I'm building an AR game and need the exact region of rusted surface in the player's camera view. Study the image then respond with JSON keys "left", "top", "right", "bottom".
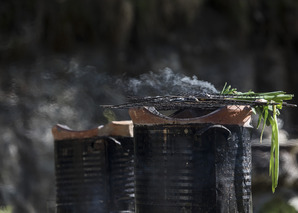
{"left": 52, "top": 121, "right": 133, "bottom": 140}
{"left": 129, "top": 106, "right": 252, "bottom": 127}
{"left": 52, "top": 124, "right": 99, "bottom": 140}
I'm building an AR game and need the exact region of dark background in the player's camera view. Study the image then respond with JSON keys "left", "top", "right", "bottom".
{"left": 0, "top": 0, "right": 298, "bottom": 212}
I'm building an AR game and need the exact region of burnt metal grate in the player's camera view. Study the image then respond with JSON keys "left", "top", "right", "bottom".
{"left": 102, "top": 94, "right": 296, "bottom": 110}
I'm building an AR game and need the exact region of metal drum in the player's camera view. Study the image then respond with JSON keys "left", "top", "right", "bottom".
{"left": 54, "top": 137, "right": 109, "bottom": 213}
{"left": 52, "top": 121, "right": 134, "bottom": 213}
{"left": 108, "top": 137, "right": 135, "bottom": 212}
{"left": 130, "top": 106, "right": 253, "bottom": 213}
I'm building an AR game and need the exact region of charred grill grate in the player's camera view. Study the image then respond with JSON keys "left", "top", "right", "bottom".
{"left": 103, "top": 94, "right": 296, "bottom": 110}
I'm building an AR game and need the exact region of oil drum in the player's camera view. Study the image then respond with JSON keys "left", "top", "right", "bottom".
{"left": 53, "top": 121, "right": 135, "bottom": 213}
{"left": 130, "top": 106, "right": 253, "bottom": 213}
{"left": 108, "top": 136, "right": 135, "bottom": 212}
{"left": 54, "top": 136, "right": 109, "bottom": 213}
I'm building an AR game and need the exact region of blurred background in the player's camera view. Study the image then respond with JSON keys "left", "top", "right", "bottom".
{"left": 1, "top": 0, "right": 298, "bottom": 212}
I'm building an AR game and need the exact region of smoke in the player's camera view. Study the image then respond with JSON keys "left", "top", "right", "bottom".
{"left": 124, "top": 67, "right": 218, "bottom": 96}
{"left": 0, "top": 58, "right": 220, "bottom": 212}
{"left": 0, "top": 58, "right": 129, "bottom": 213}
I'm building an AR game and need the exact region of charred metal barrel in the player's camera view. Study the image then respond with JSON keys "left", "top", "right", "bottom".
{"left": 54, "top": 135, "right": 108, "bottom": 213}
{"left": 130, "top": 106, "right": 253, "bottom": 213}
{"left": 108, "top": 136, "right": 135, "bottom": 212}
{"left": 52, "top": 121, "right": 134, "bottom": 213}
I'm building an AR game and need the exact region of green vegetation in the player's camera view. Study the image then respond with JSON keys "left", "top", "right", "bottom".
{"left": 259, "top": 197, "right": 297, "bottom": 213}
{"left": 103, "top": 108, "right": 117, "bottom": 123}
{"left": 221, "top": 83, "right": 294, "bottom": 193}
{"left": 0, "top": 206, "right": 12, "bottom": 213}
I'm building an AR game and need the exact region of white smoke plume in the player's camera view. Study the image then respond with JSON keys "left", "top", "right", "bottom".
{"left": 124, "top": 67, "right": 218, "bottom": 96}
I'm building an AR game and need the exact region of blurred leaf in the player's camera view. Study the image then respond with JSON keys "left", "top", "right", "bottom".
{"left": 103, "top": 109, "right": 117, "bottom": 123}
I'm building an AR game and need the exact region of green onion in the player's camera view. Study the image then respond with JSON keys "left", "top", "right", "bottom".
{"left": 220, "top": 83, "right": 294, "bottom": 193}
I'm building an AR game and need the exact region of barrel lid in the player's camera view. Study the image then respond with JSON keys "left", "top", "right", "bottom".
{"left": 129, "top": 106, "right": 252, "bottom": 127}
{"left": 52, "top": 120, "right": 133, "bottom": 140}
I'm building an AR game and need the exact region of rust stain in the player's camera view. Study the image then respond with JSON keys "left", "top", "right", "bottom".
{"left": 52, "top": 120, "right": 133, "bottom": 141}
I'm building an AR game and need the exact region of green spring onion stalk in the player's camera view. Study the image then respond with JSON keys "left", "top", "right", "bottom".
{"left": 220, "top": 83, "right": 294, "bottom": 193}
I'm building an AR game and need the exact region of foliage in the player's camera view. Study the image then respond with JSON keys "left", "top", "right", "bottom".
{"left": 0, "top": 206, "right": 12, "bottom": 213}
{"left": 259, "top": 197, "right": 297, "bottom": 213}
{"left": 103, "top": 109, "right": 117, "bottom": 123}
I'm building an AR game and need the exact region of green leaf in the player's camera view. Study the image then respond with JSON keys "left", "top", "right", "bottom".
{"left": 221, "top": 82, "right": 227, "bottom": 94}
{"left": 272, "top": 105, "right": 279, "bottom": 192}
{"left": 256, "top": 108, "right": 263, "bottom": 129}
{"left": 252, "top": 107, "right": 257, "bottom": 115}
{"left": 260, "top": 107, "right": 268, "bottom": 143}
